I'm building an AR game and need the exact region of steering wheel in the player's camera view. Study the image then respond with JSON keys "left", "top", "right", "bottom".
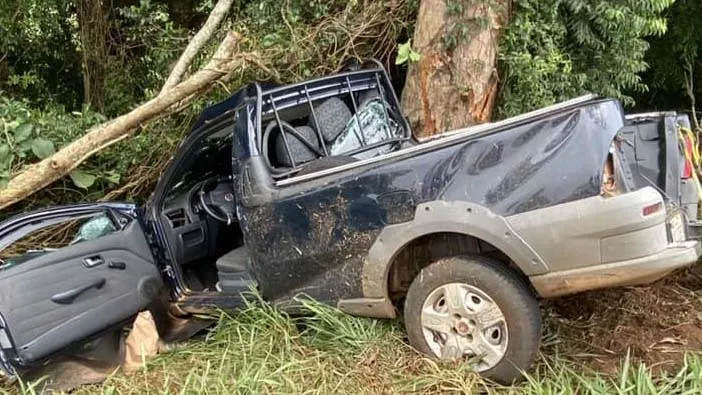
{"left": 197, "top": 176, "right": 237, "bottom": 225}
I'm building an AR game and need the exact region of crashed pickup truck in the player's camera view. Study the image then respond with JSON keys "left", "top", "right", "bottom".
{"left": 0, "top": 60, "right": 699, "bottom": 384}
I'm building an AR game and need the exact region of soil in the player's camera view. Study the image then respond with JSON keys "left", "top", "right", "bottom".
{"left": 544, "top": 263, "right": 702, "bottom": 374}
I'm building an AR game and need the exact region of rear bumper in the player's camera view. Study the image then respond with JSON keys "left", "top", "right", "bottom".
{"left": 530, "top": 240, "right": 701, "bottom": 298}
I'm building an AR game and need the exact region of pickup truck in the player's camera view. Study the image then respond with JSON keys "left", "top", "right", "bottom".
{"left": 0, "top": 61, "right": 699, "bottom": 384}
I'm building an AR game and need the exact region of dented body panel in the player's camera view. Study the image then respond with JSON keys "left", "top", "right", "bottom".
{"left": 237, "top": 99, "right": 630, "bottom": 307}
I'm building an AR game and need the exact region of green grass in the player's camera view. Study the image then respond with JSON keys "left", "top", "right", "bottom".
{"left": 4, "top": 297, "right": 702, "bottom": 395}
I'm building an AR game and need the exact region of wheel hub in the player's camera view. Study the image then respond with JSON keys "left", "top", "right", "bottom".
{"left": 420, "top": 282, "right": 509, "bottom": 372}
{"left": 454, "top": 320, "right": 471, "bottom": 335}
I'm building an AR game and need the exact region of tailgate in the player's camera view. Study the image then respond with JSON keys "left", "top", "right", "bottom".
{"left": 621, "top": 112, "right": 701, "bottom": 240}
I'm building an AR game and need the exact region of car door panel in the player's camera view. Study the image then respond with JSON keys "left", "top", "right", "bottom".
{"left": 239, "top": 171, "right": 413, "bottom": 305}
{"left": 0, "top": 207, "right": 162, "bottom": 367}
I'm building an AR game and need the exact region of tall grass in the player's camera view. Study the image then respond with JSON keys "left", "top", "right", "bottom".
{"left": 3, "top": 298, "right": 702, "bottom": 394}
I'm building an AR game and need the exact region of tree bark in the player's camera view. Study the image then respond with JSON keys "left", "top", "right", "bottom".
{"left": 78, "top": 0, "right": 109, "bottom": 113}
{"left": 401, "top": 0, "right": 509, "bottom": 138}
{"left": 0, "top": 32, "right": 242, "bottom": 210}
{"left": 160, "top": 0, "right": 235, "bottom": 93}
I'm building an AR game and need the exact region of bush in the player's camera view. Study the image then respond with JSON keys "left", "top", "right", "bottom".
{"left": 497, "top": 0, "right": 673, "bottom": 118}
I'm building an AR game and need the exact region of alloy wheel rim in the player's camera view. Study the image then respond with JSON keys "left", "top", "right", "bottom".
{"left": 420, "top": 282, "right": 509, "bottom": 372}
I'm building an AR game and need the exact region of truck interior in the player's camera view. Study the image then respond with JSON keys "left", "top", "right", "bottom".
{"left": 258, "top": 65, "right": 413, "bottom": 179}
{"left": 159, "top": 63, "right": 415, "bottom": 295}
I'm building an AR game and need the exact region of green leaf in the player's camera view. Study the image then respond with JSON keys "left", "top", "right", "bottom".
{"left": 103, "top": 171, "right": 121, "bottom": 184}
{"left": 31, "top": 138, "right": 55, "bottom": 159}
{"left": 0, "top": 144, "right": 10, "bottom": 163}
{"left": 262, "top": 33, "right": 280, "bottom": 48}
{"left": 396, "top": 40, "right": 420, "bottom": 65}
{"left": 70, "top": 170, "right": 96, "bottom": 189}
{"left": 17, "top": 139, "right": 33, "bottom": 154}
{"left": 396, "top": 41, "right": 411, "bottom": 65}
{"left": 14, "top": 123, "right": 33, "bottom": 142}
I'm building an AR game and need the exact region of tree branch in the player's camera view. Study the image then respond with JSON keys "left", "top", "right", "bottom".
{"left": 684, "top": 58, "right": 701, "bottom": 132}
{"left": 160, "top": 0, "right": 235, "bottom": 93}
{"left": 0, "top": 32, "right": 242, "bottom": 210}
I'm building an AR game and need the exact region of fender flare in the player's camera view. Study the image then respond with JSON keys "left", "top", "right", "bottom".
{"left": 361, "top": 200, "right": 549, "bottom": 300}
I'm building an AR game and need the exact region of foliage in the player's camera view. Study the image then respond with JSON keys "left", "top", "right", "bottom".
{"left": 395, "top": 40, "right": 421, "bottom": 65}
{"left": 0, "top": 0, "right": 192, "bottom": 116}
{"left": 103, "top": 1, "right": 191, "bottom": 116}
{"left": 633, "top": 0, "right": 702, "bottom": 112}
{"left": 497, "top": 0, "right": 673, "bottom": 118}
{"left": 0, "top": 0, "right": 83, "bottom": 109}
{"left": 0, "top": 97, "right": 108, "bottom": 188}
{"left": 229, "top": 0, "right": 415, "bottom": 80}
{"left": 0, "top": 94, "right": 198, "bottom": 216}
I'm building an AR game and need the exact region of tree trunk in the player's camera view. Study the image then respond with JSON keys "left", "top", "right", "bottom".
{"left": 401, "top": 0, "right": 509, "bottom": 138}
{"left": 78, "top": 0, "right": 109, "bottom": 113}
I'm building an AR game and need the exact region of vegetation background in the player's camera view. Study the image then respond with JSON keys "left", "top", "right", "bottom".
{"left": 3, "top": 0, "right": 700, "bottom": 213}
{"left": 3, "top": 0, "right": 702, "bottom": 393}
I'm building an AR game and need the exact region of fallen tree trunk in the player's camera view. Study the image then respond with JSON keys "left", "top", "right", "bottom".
{"left": 0, "top": 32, "right": 241, "bottom": 210}
{"left": 401, "top": 0, "right": 509, "bottom": 137}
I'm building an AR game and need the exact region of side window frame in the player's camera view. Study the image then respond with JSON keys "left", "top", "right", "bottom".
{"left": 256, "top": 69, "right": 411, "bottom": 182}
{"left": 0, "top": 207, "right": 123, "bottom": 266}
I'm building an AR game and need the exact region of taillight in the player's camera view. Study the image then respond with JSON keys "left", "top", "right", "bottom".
{"left": 642, "top": 202, "right": 663, "bottom": 216}
{"left": 682, "top": 134, "right": 694, "bottom": 179}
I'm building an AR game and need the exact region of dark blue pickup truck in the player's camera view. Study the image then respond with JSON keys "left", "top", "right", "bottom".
{"left": 0, "top": 61, "right": 698, "bottom": 383}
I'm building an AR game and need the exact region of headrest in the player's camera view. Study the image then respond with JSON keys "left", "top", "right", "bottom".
{"left": 309, "top": 97, "right": 352, "bottom": 142}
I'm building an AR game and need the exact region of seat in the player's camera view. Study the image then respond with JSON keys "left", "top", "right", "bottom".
{"left": 274, "top": 125, "right": 321, "bottom": 167}
{"left": 309, "top": 97, "right": 353, "bottom": 143}
{"left": 215, "top": 246, "right": 258, "bottom": 294}
{"left": 216, "top": 245, "right": 250, "bottom": 272}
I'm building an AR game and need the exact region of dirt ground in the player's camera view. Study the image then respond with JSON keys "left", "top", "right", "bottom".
{"left": 545, "top": 263, "right": 702, "bottom": 374}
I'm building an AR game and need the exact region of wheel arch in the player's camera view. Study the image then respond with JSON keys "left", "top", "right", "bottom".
{"left": 384, "top": 231, "right": 533, "bottom": 306}
{"left": 338, "top": 201, "right": 548, "bottom": 318}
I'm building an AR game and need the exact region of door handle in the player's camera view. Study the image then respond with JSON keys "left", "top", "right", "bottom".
{"left": 51, "top": 278, "right": 106, "bottom": 305}
{"left": 83, "top": 255, "right": 104, "bottom": 268}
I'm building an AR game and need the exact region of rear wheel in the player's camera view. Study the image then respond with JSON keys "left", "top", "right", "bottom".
{"left": 403, "top": 256, "right": 541, "bottom": 384}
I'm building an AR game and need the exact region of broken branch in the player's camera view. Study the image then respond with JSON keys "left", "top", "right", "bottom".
{"left": 0, "top": 32, "right": 242, "bottom": 210}
{"left": 160, "top": 0, "right": 235, "bottom": 93}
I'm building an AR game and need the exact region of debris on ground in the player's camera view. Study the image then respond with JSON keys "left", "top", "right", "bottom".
{"left": 545, "top": 263, "right": 702, "bottom": 374}
{"left": 20, "top": 310, "right": 212, "bottom": 392}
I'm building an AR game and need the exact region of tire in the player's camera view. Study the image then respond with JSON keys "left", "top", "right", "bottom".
{"left": 404, "top": 255, "right": 541, "bottom": 384}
